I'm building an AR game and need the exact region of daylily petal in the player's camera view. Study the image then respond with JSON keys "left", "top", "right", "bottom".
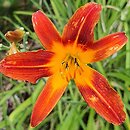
{"left": 62, "top": 2, "right": 101, "bottom": 45}
{"left": 31, "top": 72, "right": 68, "bottom": 127}
{"left": 32, "top": 10, "right": 61, "bottom": 50}
{"left": 75, "top": 65, "right": 126, "bottom": 125}
{"left": 0, "top": 50, "right": 54, "bottom": 83}
{"left": 82, "top": 32, "right": 127, "bottom": 63}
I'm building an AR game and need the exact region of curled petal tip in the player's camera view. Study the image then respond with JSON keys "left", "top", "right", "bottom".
{"left": 29, "top": 123, "right": 35, "bottom": 128}
{"left": 113, "top": 113, "right": 126, "bottom": 125}
{"left": 30, "top": 119, "right": 40, "bottom": 128}
{"left": 88, "top": 2, "right": 102, "bottom": 8}
{"left": 35, "top": 10, "right": 41, "bottom": 13}
{"left": 32, "top": 10, "right": 42, "bottom": 17}
{"left": 119, "top": 32, "right": 128, "bottom": 42}
{"left": 113, "top": 32, "right": 128, "bottom": 45}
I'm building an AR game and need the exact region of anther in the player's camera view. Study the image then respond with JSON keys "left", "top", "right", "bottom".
{"left": 65, "top": 62, "right": 69, "bottom": 69}
{"left": 62, "top": 61, "right": 65, "bottom": 65}
{"left": 62, "top": 61, "right": 69, "bottom": 69}
{"left": 74, "top": 58, "right": 80, "bottom": 66}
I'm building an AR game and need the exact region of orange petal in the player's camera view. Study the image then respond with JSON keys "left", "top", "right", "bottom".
{"left": 32, "top": 10, "right": 61, "bottom": 50}
{"left": 31, "top": 72, "right": 68, "bottom": 127}
{"left": 0, "top": 50, "right": 54, "bottom": 83}
{"left": 83, "top": 32, "right": 127, "bottom": 63}
{"left": 75, "top": 65, "right": 126, "bottom": 125}
{"left": 62, "top": 2, "right": 101, "bottom": 45}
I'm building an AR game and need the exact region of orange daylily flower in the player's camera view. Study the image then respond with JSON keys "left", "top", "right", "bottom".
{"left": 0, "top": 2, "right": 127, "bottom": 127}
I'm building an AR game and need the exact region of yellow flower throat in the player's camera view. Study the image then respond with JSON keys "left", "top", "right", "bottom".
{"left": 50, "top": 43, "right": 86, "bottom": 82}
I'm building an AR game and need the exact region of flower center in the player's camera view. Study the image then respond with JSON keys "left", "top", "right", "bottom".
{"left": 60, "top": 54, "right": 83, "bottom": 81}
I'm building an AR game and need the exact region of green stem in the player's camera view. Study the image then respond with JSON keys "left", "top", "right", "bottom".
{"left": 57, "top": 100, "right": 63, "bottom": 123}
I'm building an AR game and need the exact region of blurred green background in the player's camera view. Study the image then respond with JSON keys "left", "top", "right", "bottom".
{"left": 0, "top": 0, "right": 130, "bottom": 130}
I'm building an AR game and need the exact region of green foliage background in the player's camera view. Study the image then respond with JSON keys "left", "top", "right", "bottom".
{"left": 0, "top": 0, "right": 130, "bottom": 130}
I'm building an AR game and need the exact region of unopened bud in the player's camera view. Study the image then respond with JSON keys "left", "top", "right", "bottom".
{"left": 5, "top": 29, "right": 24, "bottom": 43}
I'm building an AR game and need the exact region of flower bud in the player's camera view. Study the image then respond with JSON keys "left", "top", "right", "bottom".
{"left": 5, "top": 29, "right": 24, "bottom": 43}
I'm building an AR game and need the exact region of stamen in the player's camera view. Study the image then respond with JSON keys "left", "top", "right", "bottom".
{"left": 65, "top": 62, "right": 69, "bottom": 69}
{"left": 60, "top": 54, "right": 81, "bottom": 80}
{"left": 74, "top": 58, "right": 80, "bottom": 66}
{"left": 62, "top": 61, "right": 69, "bottom": 69}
